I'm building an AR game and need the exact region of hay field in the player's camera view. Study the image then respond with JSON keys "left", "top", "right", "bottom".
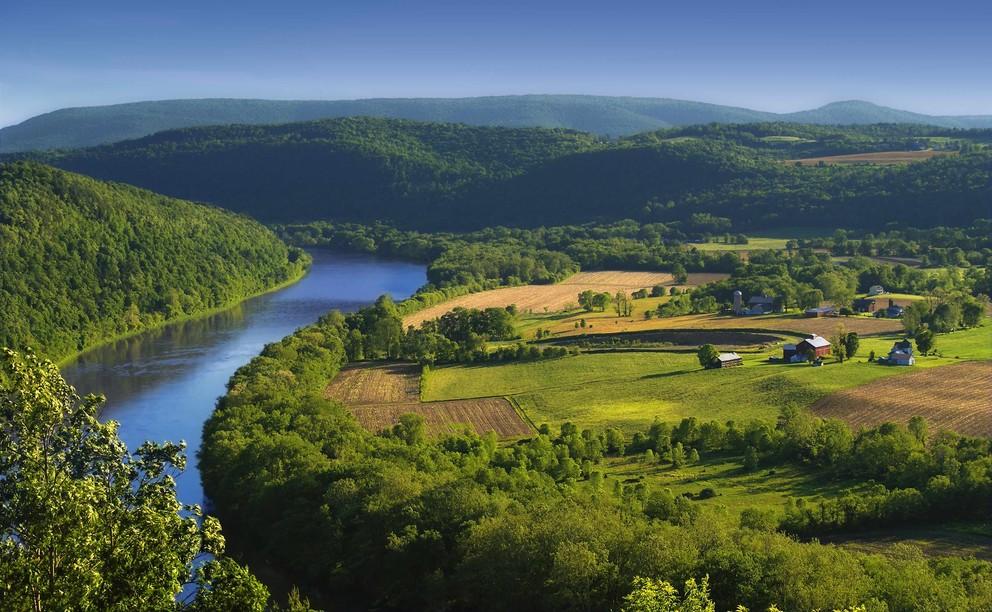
{"left": 403, "top": 271, "right": 728, "bottom": 328}
{"left": 326, "top": 362, "right": 531, "bottom": 438}
{"left": 811, "top": 361, "right": 992, "bottom": 437}
{"left": 787, "top": 150, "right": 952, "bottom": 166}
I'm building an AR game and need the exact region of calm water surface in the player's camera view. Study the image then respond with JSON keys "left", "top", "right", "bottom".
{"left": 61, "top": 251, "right": 426, "bottom": 508}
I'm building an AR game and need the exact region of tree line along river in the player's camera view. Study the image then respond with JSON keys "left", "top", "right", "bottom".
{"left": 60, "top": 250, "right": 426, "bottom": 508}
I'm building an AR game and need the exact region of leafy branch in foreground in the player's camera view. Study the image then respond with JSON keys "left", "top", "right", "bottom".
{"left": 0, "top": 348, "right": 269, "bottom": 611}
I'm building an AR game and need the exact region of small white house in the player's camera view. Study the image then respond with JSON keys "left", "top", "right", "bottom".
{"left": 868, "top": 285, "right": 885, "bottom": 296}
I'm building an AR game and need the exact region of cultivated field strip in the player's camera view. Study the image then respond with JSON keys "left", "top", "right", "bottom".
{"left": 403, "top": 270, "right": 728, "bottom": 328}
{"left": 787, "top": 150, "right": 952, "bottom": 165}
{"left": 549, "top": 312, "right": 904, "bottom": 339}
{"left": 349, "top": 398, "right": 533, "bottom": 438}
{"left": 327, "top": 362, "right": 532, "bottom": 438}
{"left": 326, "top": 363, "right": 420, "bottom": 404}
{"left": 812, "top": 361, "right": 992, "bottom": 437}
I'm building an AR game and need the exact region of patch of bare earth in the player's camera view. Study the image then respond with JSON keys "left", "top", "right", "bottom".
{"left": 327, "top": 363, "right": 532, "bottom": 438}
{"left": 811, "top": 361, "right": 992, "bottom": 437}
{"left": 403, "top": 271, "right": 728, "bottom": 328}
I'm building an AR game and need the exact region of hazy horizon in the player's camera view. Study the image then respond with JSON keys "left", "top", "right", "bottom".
{"left": 2, "top": 0, "right": 990, "bottom": 127}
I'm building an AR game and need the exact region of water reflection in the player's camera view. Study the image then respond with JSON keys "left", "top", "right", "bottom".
{"left": 61, "top": 250, "right": 426, "bottom": 507}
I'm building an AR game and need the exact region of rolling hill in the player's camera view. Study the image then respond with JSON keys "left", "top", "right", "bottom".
{"left": 0, "top": 162, "right": 308, "bottom": 360}
{"left": 21, "top": 118, "right": 991, "bottom": 232}
{"left": 3, "top": 95, "right": 991, "bottom": 152}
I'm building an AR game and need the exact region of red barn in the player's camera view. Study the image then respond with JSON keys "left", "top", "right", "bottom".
{"left": 797, "top": 335, "right": 831, "bottom": 358}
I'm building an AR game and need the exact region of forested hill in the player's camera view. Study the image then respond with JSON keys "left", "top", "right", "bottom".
{"left": 22, "top": 118, "right": 992, "bottom": 231}
{"left": 4, "top": 95, "right": 992, "bottom": 152}
{"left": 0, "top": 162, "right": 308, "bottom": 361}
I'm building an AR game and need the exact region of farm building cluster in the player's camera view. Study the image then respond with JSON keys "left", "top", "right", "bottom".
{"left": 782, "top": 335, "right": 832, "bottom": 363}
{"left": 730, "top": 287, "right": 905, "bottom": 319}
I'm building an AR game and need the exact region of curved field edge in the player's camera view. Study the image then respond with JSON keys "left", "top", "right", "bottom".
{"left": 423, "top": 323, "right": 992, "bottom": 432}
{"left": 811, "top": 361, "right": 992, "bottom": 437}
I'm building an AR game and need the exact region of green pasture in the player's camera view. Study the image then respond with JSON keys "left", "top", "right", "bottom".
{"left": 425, "top": 320, "right": 990, "bottom": 432}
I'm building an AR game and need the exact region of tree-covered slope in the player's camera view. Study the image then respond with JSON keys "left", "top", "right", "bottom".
{"left": 4, "top": 95, "right": 992, "bottom": 152}
{"left": 24, "top": 118, "right": 992, "bottom": 231}
{"left": 0, "top": 162, "right": 308, "bottom": 360}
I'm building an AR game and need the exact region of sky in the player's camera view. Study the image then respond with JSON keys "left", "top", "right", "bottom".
{"left": 2, "top": 0, "right": 990, "bottom": 127}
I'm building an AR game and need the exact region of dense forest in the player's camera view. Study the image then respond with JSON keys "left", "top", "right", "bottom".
{"left": 0, "top": 162, "right": 309, "bottom": 360}
{"left": 16, "top": 118, "right": 992, "bottom": 231}
{"left": 5, "top": 96, "right": 992, "bottom": 153}
{"left": 199, "top": 304, "right": 992, "bottom": 611}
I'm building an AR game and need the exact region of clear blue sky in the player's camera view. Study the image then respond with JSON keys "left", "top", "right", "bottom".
{"left": 2, "top": 0, "right": 990, "bottom": 127}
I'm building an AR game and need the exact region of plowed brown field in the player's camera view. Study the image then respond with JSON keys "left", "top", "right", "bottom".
{"left": 327, "top": 363, "right": 532, "bottom": 438}
{"left": 811, "top": 361, "right": 992, "bottom": 437}
{"left": 403, "top": 271, "right": 728, "bottom": 328}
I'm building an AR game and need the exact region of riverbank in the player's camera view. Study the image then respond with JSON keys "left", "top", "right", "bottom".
{"left": 56, "top": 259, "right": 311, "bottom": 368}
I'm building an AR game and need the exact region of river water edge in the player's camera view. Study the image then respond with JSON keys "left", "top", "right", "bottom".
{"left": 60, "top": 250, "right": 426, "bottom": 508}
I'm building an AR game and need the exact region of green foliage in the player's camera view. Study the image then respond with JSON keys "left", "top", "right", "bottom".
{"left": 0, "top": 162, "right": 307, "bottom": 360}
{"left": 201, "top": 314, "right": 992, "bottom": 611}
{"left": 916, "top": 326, "right": 936, "bottom": 355}
{"left": 24, "top": 118, "right": 992, "bottom": 231}
{"left": 621, "top": 576, "right": 716, "bottom": 612}
{"left": 0, "top": 349, "right": 267, "bottom": 610}
{"left": 697, "top": 344, "right": 720, "bottom": 368}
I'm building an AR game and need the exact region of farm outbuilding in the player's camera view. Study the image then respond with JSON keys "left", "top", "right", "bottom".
{"left": 868, "top": 285, "right": 886, "bottom": 296}
{"left": 716, "top": 352, "right": 743, "bottom": 367}
{"left": 733, "top": 291, "right": 776, "bottom": 316}
{"left": 882, "top": 339, "right": 915, "bottom": 366}
{"left": 852, "top": 298, "right": 877, "bottom": 313}
{"left": 795, "top": 335, "right": 831, "bottom": 359}
{"left": 804, "top": 306, "right": 836, "bottom": 318}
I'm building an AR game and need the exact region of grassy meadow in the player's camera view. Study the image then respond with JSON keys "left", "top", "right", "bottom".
{"left": 424, "top": 317, "right": 991, "bottom": 432}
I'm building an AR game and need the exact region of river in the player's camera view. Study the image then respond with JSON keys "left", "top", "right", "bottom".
{"left": 61, "top": 251, "right": 426, "bottom": 508}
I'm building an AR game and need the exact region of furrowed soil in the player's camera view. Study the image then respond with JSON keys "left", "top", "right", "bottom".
{"left": 327, "top": 362, "right": 531, "bottom": 438}
{"left": 811, "top": 361, "right": 992, "bottom": 437}
{"left": 403, "top": 271, "right": 728, "bottom": 328}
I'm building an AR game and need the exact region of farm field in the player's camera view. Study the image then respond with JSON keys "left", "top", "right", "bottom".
{"left": 424, "top": 351, "right": 911, "bottom": 432}
{"left": 823, "top": 524, "right": 992, "bottom": 562}
{"left": 540, "top": 311, "right": 905, "bottom": 340}
{"left": 811, "top": 361, "right": 992, "bottom": 437}
{"left": 688, "top": 237, "right": 790, "bottom": 252}
{"left": 426, "top": 322, "right": 992, "bottom": 433}
{"left": 787, "top": 150, "right": 954, "bottom": 165}
{"left": 600, "top": 455, "right": 863, "bottom": 516}
{"left": 402, "top": 270, "right": 728, "bottom": 328}
{"left": 327, "top": 362, "right": 531, "bottom": 437}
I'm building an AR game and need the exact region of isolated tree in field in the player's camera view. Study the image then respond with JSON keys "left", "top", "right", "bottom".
{"left": 915, "top": 326, "right": 935, "bottom": 356}
{"left": 644, "top": 449, "right": 655, "bottom": 463}
{"left": 688, "top": 448, "right": 700, "bottom": 464}
{"left": 591, "top": 292, "right": 612, "bottom": 312}
{"left": 578, "top": 290, "right": 596, "bottom": 311}
{"left": 0, "top": 349, "right": 268, "bottom": 611}
{"left": 697, "top": 344, "right": 720, "bottom": 368}
{"left": 844, "top": 332, "right": 859, "bottom": 360}
{"left": 671, "top": 263, "right": 688, "bottom": 285}
{"left": 614, "top": 290, "right": 631, "bottom": 317}
{"left": 831, "top": 325, "right": 848, "bottom": 362}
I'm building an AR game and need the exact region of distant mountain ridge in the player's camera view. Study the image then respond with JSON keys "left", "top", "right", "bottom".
{"left": 2, "top": 95, "right": 991, "bottom": 152}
